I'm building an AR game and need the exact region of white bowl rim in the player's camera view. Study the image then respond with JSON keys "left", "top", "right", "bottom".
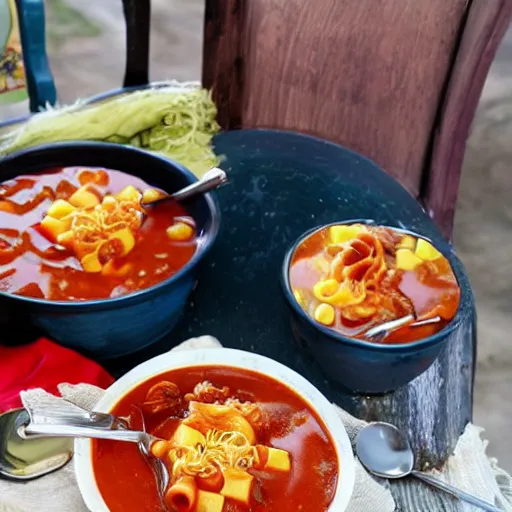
{"left": 74, "top": 347, "right": 356, "bottom": 512}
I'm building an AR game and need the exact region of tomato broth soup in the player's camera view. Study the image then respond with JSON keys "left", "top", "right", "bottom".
{"left": 289, "top": 223, "right": 460, "bottom": 344}
{"left": 92, "top": 366, "right": 339, "bottom": 512}
{"left": 0, "top": 167, "right": 197, "bottom": 300}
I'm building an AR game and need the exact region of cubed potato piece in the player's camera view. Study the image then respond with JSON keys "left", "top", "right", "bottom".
{"left": 172, "top": 424, "right": 206, "bottom": 447}
{"left": 397, "top": 234, "right": 416, "bottom": 250}
{"left": 265, "top": 447, "right": 291, "bottom": 472}
{"left": 196, "top": 490, "right": 225, "bottom": 512}
{"left": 220, "top": 469, "right": 253, "bottom": 505}
{"left": 81, "top": 250, "right": 102, "bottom": 273}
{"left": 47, "top": 199, "right": 76, "bottom": 219}
{"left": 69, "top": 186, "right": 100, "bottom": 208}
{"left": 40, "top": 216, "right": 68, "bottom": 242}
{"left": 329, "top": 224, "right": 364, "bottom": 244}
{"left": 108, "top": 228, "right": 136, "bottom": 256}
{"left": 166, "top": 222, "right": 194, "bottom": 242}
{"left": 56, "top": 230, "right": 75, "bottom": 247}
{"left": 415, "top": 238, "right": 442, "bottom": 261}
{"left": 395, "top": 248, "right": 422, "bottom": 271}
{"left": 116, "top": 185, "right": 141, "bottom": 203}
{"left": 101, "top": 195, "right": 118, "bottom": 211}
{"left": 142, "top": 187, "right": 166, "bottom": 204}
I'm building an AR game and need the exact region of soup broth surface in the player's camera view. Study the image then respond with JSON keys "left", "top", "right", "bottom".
{"left": 0, "top": 167, "right": 197, "bottom": 301}
{"left": 289, "top": 223, "right": 460, "bottom": 344}
{"left": 92, "top": 366, "right": 339, "bottom": 512}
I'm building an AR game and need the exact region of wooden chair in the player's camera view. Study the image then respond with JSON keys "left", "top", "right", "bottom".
{"left": 202, "top": 0, "right": 512, "bottom": 239}
{"left": 13, "top": 0, "right": 511, "bottom": 239}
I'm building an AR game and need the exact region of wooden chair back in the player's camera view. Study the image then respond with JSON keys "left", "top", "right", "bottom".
{"left": 202, "top": 0, "right": 512, "bottom": 238}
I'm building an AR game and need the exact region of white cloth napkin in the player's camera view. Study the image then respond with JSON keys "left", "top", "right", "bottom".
{"left": 0, "top": 335, "right": 511, "bottom": 512}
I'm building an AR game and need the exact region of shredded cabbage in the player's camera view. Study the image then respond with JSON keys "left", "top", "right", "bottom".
{"left": 0, "top": 83, "right": 221, "bottom": 178}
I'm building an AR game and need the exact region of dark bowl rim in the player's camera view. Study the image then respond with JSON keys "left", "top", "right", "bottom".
{"left": 0, "top": 141, "right": 221, "bottom": 310}
{"left": 281, "top": 219, "right": 463, "bottom": 352}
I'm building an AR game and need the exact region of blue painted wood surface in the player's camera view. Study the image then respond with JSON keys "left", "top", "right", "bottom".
{"left": 104, "top": 130, "right": 475, "bottom": 476}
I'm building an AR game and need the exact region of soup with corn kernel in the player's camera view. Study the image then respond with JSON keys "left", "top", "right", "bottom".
{"left": 0, "top": 167, "right": 197, "bottom": 301}
{"left": 92, "top": 366, "right": 339, "bottom": 512}
{"left": 289, "top": 224, "right": 460, "bottom": 344}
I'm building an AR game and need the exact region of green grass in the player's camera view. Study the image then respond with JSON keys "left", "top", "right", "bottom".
{"left": 45, "top": 0, "right": 101, "bottom": 43}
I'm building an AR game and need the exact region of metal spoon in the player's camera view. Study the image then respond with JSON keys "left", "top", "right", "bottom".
{"left": 23, "top": 404, "right": 170, "bottom": 502}
{"left": 356, "top": 422, "right": 502, "bottom": 512}
{"left": 364, "top": 315, "right": 442, "bottom": 342}
{"left": 0, "top": 408, "right": 73, "bottom": 481}
{"left": 141, "top": 167, "right": 228, "bottom": 208}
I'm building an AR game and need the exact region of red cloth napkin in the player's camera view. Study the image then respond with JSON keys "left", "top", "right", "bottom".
{"left": 0, "top": 337, "right": 114, "bottom": 412}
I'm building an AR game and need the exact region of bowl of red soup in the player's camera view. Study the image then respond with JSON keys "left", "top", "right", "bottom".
{"left": 0, "top": 142, "right": 220, "bottom": 358}
{"left": 74, "top": 347, "right": 355, "bottom": 512}
{"left": 281, "top": 221, "right": 462, "bottom": 393}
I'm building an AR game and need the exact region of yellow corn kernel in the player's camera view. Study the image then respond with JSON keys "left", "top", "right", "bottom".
{"left": 101, "top": 195, "right": 118, "bottom": 211}
{"left": 314, "top": 303, "right": 335, "bottom": 325}
{"left": 396, "top": 248, "right": 422, "bottom": 271}
{"left": 116, "top": 185, "right": 141, "bottom": 203}
{"left": 40, "top": 216, "right": 68, "bottom": 242}
{"left": 397, "top": 234, "right": 416, "bottom": 250}
{"left": 56, "top": 230, "right": 74, "bottom": 247}
{"left": 47, "top": 199, "right": 76, "bottom": 219}
{"left": 221, "top": 469, "right": 253, "bottom": 505}
{"left": 329, "top": 224, "right": 364, "bottom": 244}
{"left": 108, "top": 227, "right": 136, "bottom": 256}
{"left": 415, "top": 238, "right": 442, "bottom": 261}
{"left": 69, "top": 186, "right": 100, "bottom": 208}
{"left": 196, "top": 490, "right": 225, "bottom": 512}
{"left": 81, "top": 250, "right": 102, "bottom": 273}
{"left": 166, "top": 222, "right": 194, "bottom": 241}
{"left": 265, "top": 447, "right": 291, "bottom": 472}
{"left": 142, "top": 188, "right": 165, "bottom": 204}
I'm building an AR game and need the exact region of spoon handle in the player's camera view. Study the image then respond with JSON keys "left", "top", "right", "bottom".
{"left": 170, "top": 167, "right": 227, "bottom": 202}
{"left": 24, "top": 423, "right": 144, "bottom": 444}
{"left": 412, "top": 470, "right": 502, "bottom": 512}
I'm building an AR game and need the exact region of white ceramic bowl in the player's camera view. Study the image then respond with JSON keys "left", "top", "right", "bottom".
{"left": 75, "top": 348, "right": 356, "bottom": 511}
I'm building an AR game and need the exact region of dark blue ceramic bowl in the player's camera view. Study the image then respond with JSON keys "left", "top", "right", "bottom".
{"left": 281, "top": 220, "right": 462, "bottom": 394}
{"left": 0, "top": 142, "right": 220, "bottom": 359}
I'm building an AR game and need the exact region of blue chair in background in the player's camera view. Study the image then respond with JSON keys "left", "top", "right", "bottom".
{"left": 13, "top": 0, "right": 149, "bottom": 114}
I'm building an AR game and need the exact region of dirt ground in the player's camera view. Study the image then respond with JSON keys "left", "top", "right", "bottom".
{"left": 1, "top": 0, "right": 511, "bottom": 471}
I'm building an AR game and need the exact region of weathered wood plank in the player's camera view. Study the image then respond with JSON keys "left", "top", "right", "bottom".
{"left": 424, "top": 0, "right": 512, "bottom": 238}
{"left": 203, "top": 0, "right": 468, "bottom": 198}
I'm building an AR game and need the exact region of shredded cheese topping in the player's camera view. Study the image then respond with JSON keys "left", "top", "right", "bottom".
{"left": 171, "top": 429, "right": 257, "bottom": 480}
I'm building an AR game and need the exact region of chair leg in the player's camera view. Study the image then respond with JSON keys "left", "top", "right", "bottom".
{"left": 15, "top": 0, "right": 57, "bottom": 112}
{"left": 122, "top": 0, "right": 150, "bottom": 88}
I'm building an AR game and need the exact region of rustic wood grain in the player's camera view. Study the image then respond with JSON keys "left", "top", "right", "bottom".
{"left": 424, "top": 0, "right": 512, "bottom": 238}
{"left": 203, "top": 0, "right": 512, "bottom": 238}
{"left": 203, "top": 0, "right": 468, "bottom": 196}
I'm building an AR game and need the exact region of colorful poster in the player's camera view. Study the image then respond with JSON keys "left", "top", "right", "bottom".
{"left": 0, "top": 0, "right": 27, "bottom": 104}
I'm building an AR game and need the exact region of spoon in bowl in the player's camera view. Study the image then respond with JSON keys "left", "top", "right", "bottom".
{"left": 22, "top": 401, "right": 170, "bottom": 506}
{"left": 356, "top": 422, "right": 502, "bottom": 512}
{"left": 140, "top": 167, "right": 228, "bottom": 209}
{"left": 364, "top": 315, "right": 442, "bottom": 342}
